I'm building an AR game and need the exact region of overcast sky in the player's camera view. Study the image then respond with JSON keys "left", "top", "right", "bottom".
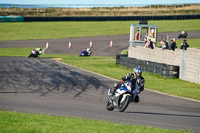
{"left": 1, "top": 0, "right": 200, "bottom": 5}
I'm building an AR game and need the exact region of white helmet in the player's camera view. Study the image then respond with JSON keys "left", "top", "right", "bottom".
{"left": 87, "top": 48, "right": 91, "bottom": 51}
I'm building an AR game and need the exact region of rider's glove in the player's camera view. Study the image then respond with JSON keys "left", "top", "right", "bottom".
{"left": 120, "top": 79, "right": 124, "bottom": 84}
{"left": 113, "top": 83, "right": 118, "bottom": 88}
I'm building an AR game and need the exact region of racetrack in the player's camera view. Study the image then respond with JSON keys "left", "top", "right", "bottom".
{"left": 0, "top": 32, "right": 200, "bottom": 132}
{"left": 0, "top": 57, "right": 200, "bottom": 132}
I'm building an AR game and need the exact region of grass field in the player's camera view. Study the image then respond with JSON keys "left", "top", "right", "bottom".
{"left": 0, "top": 19, "right": 200, "bottom": 41}
{"left": 0, "top": 111, "right": 190, "bottom": 133}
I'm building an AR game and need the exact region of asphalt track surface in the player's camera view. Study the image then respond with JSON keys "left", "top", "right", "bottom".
{"left": 0, "top": 32, "right": 200, "bottom": 132}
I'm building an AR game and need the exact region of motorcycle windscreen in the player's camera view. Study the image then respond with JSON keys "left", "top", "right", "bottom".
{"left": 119, "top": 86, "right": 128, "bottom": 92}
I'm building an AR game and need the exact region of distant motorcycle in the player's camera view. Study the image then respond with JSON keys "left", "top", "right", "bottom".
{"left": 28, "top": 48, "right": 42, "bottom": 58}
{"left": 106, "top": 80, "right": 141, "bottom": 112}
{"left": 178, "top": 31, "right": 187, "bottom": 39}
{"left": 79, "top": 48, "right": 92, "bottom": 56}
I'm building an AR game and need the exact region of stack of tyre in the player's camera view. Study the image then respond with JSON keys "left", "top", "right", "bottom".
{"left": 116, "top": 54, "right": 179, "bottom": 78}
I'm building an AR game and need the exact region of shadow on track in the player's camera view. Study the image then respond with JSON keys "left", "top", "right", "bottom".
{"left": 126, "top": 111, "right": 200, "bottom": 118}
{"left": 0, "top": 57, "right": 109, "bottom": 97}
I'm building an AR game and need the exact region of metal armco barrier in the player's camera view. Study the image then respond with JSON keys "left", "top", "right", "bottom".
{"left": 24, "top": 14, "right": 200, "bottom": 22}
{"left": 116, "top": 54, "right": 179, "bottom": 78}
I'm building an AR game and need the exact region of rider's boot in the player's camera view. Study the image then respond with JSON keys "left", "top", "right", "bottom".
{"left": 134, "top": 95, "right": 140, "bottom": 103}
{"left": 111, "top": 82, "right": 120, "bottom": 96}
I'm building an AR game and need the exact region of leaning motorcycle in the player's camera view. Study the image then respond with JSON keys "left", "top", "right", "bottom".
{"left": 79, "top": 50, "right": 92, "bottom": 56}
{"left": 106, "top": 80, "right": 140, "bottom": 112}
{"left": 28, "top": 49, "right": 41, "bottom": 58}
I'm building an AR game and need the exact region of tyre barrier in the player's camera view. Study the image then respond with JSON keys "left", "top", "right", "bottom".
{"left": 116, "top": 54, "right": 179, "bottom": 78}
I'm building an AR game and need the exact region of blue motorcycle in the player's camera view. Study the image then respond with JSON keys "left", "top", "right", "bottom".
{"left": 79, "top": 48, "right": 92, "bottom": 56}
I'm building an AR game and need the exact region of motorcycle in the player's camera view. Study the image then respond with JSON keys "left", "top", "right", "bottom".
{"left": 79, "top": 48, "right": 92, "bottom": 56}
{"left": 28, "top": 49, "right": 42, "bottom": 58}
{"left": 106, "top": 80, "right": 140, "bottom": 112}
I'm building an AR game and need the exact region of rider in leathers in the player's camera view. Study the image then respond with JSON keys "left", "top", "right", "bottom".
{"left": 111, "top": 67, "right": 145, "bottom": 103}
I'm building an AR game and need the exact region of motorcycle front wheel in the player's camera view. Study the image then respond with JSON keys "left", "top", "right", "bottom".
{"left": 118, "top": 95, "right": 130, "bottom": 112}
{"left": 106, "top": 100, "right": 114, "bottom": 111}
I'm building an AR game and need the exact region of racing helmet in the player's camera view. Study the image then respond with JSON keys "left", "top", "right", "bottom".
{"left": 87, "top": 48, "right": 91, "bottom": 51}
{"left": 134, "top": 67, "right": 142, "bottom": 77}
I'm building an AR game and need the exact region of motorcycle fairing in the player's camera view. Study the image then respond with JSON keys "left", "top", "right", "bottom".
{"left": 120, "top": 93, "right": 131, "bottom": 104}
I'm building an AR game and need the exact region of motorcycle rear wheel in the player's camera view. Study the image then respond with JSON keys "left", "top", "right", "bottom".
{"left": 118, "top": 95, "right": 130, "bottom": 112}
{"left": 106, "top": 100, "right": 114, "bottom": 111}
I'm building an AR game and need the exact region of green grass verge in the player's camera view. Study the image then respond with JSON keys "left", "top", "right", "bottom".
{"left": 0, "top": 48, "right": 199, "bottom": 101}
{"left": 0, "top": 20, "right": 200, "bottom": 41}
{"left": 121, "top": 49, "right": 128, "bottom": 54}
{"left": 0, "top": 48, "right": 34, "bottom": 56}
{"left": 0, "top": 111, "right": 190, "bottom": 133}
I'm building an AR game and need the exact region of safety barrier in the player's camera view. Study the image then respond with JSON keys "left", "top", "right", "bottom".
{"left": 116, "top": 54, "right": 179, "bottom": 78}
{"left": 0, "top": 16, "right": 24, "bottom": 22}
{"left": 23, "top": 14, "right": 200, "bottom": 22}
{"left": 1, "top": 15, "right": 199, "bottom": 22}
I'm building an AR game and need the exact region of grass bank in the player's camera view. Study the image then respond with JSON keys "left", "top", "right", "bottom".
{"left": 0, "top": 48, "right": 199, "bottom": 101}
{"left": 0, "top": 20, "right": 200, "bottom": 41}
{"left": 0, "top": 111, "right": 190, "bottom": 133}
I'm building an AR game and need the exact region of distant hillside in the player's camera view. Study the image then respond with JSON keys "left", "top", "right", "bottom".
{"left": 0, "top": 4, "right": 200, "bottom": 16}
